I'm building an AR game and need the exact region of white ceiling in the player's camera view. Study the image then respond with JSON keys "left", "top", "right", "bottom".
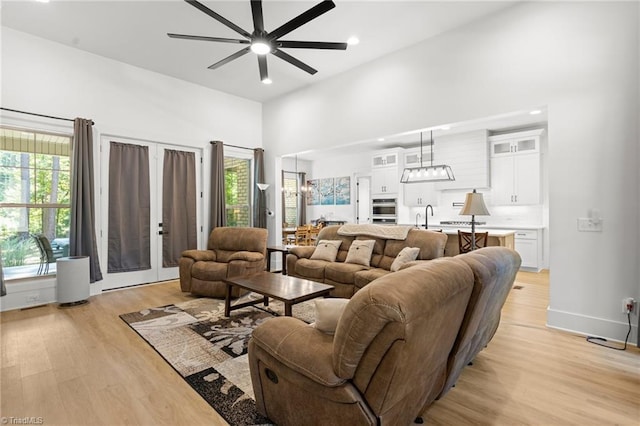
{"left": 1, "top": 0, "right": 519, "bottom": 103}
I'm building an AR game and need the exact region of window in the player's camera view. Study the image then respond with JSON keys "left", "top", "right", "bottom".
{"left": 282, "top": 171, "right": 299, "bottom": 226}
{"left": 224, "top": 156, "right": 251, "bottom": 227}
{"left": 0, "top": 127, "right": 71, "bottom": 279}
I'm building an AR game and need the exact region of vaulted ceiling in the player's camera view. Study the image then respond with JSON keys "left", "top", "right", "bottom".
{"left": 2, "top": 1, "right": 518, "bottom": 103}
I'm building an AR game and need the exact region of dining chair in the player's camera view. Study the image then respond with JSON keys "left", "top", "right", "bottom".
{"left": 458, "top": 230, "right": 489, "bottom": 254}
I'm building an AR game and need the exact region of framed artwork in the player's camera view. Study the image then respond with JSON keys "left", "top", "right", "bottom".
{"left": 334, "top": 176, "right": 351, "bottom": 205}
{"left": 319, "top": 178, "right": 335, "bottom": 205}
{"left": 306, "top": 179, "right": 320, "bottom": 205}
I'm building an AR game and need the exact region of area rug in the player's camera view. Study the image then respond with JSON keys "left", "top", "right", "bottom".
{"left": 119, "top": 294, "right": 317, "bottom": 426}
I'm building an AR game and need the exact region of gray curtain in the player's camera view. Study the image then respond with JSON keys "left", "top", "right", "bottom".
{"left": 253, "top": 148, "right": 266, "bottom": 228}
{"left": 210, "top": 141, "right": 226, "bottom": 231}
{"left": 297, "top": 172, "right": 307, "bottom": 225}
{"left": 70, "top": 118, "right": 103, "bottom": 283}
{"left": 107, "top": 142, "right": 151, "bottom": 273}
{"left": 0, "top": 248, "right": 5, "bottom": 297}
{"left": 162, "top": 149, "right": 197, "bottom": 267}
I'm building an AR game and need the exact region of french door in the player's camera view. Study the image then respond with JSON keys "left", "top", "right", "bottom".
{"left": 99, "top": 136, "right": 202, "bottom": 290}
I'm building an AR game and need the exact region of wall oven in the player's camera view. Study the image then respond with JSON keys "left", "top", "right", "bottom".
{"left": 371, "top": 198, "right": 397, "bottom": 224}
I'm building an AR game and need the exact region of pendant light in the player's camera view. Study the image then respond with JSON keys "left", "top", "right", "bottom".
{"left": 400, "top": 130, "right": 455, "bottom": 183}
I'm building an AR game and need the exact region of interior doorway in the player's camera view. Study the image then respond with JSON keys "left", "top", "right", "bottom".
{"left": 99, "top": 135, "right": 202, "bottom": 290}
{"left": 356, "top": 176, "right": 371, "bottom": 224}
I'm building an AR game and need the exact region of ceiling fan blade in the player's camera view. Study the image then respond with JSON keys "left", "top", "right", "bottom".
{"left": 278, "top": 40, "right": 348, "bottom": 50}
{"left": 250, "top": 0, "right": 265, "bottom": 34}
{"left": 258, "top": 55, "right": 268, "bottom": 81}
{"left": 269, "top": 0, "right": 335, "bottom": 40}
{"left": 185, "top": 0, "right": 252, "bottom": 39}
{"left": 208, "top": 47, "right": 251, "bottom": 70}
{"left": 272, "top": 49, "right": 317, "bottom": 75}
{"left": 168, "top": 33, "right": 250, "bottom": 45}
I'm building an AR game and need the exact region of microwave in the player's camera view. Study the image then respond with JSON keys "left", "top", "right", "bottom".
{"left": 372, "top": 198, "right": 397, "bottom": 223}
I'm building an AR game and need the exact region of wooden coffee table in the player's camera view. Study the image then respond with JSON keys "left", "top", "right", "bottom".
{"left": 223, "top": 271, "right": 334, "bottom": 317}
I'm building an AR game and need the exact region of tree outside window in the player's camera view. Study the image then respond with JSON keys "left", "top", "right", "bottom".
{"left": 0, "top": 127, "right": 71, "bottom": 278}
{"left": 224, "top": 156, "right": 251, "bottom": 227}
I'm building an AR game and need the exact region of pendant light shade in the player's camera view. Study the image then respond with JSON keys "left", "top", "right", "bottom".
{"left": 400, "top": 131, "right": 455, "bottom": 183}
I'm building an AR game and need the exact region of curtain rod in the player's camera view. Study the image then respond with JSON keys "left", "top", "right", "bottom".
{"left": 210, "top": 141, "right": 260, "bottom": 151}
{"left": 0, "top": 107, "right": 94, "bottom": 125}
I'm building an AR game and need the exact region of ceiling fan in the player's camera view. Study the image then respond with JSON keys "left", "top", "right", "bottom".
{"left": 168, "top": 0, "right": 348, "bottom": 84}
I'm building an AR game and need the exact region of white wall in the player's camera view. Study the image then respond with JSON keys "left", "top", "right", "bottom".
{"left": 1, "top": 28, "right": 262, "bottom": 310}
{"left": 264, "top": 2, "right": 640, "bottom": 343}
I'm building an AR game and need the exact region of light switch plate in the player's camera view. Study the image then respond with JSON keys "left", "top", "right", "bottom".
{"left": 577, "top": 218, "right": 603, "bottom": 232}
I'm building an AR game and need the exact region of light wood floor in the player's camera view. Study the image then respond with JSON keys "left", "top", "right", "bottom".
{"left": 1, "top": 271, "right": 639, "bottom": 425}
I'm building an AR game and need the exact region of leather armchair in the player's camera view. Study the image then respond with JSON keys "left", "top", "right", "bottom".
{"left": 248, "top": 257, "right": 475, "bottom": 425}
{"left": 179, "top": 227, "right": 267, "bottom": 298}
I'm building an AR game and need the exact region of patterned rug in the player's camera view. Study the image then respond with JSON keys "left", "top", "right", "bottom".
{"left": 120, "top": 294, "right": 317, "bottom": 426}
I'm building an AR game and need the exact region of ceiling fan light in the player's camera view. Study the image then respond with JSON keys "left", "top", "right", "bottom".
{"left": 251, "top": 41, "right": 271, "bottom": 55}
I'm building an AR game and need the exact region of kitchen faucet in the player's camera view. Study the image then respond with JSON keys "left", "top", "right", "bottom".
{"left": 415, "top": 213, "right": 422, "bottom": 227}
{"left": 424, "top": 204, "right": 434, "bottom": 229}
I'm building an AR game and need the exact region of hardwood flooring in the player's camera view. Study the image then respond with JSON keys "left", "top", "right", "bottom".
{"left": 1, "top": 271, "right": 638, "bottom": 425}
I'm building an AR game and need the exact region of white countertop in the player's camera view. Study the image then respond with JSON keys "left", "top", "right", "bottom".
{"left": 437, "top": 228, "right": 516, "bottom": 237}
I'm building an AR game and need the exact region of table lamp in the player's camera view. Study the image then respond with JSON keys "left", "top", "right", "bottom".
{"left": 459, "top": 189, "right": 490, "bottom": 250}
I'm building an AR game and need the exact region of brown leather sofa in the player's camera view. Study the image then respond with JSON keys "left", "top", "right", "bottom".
{"left": 248, "top": 247, "right": 521, "bottom": 425}
{"left": 286, "top": 225, "right": 447, "bottom": 298}
{"left": 178, "top": 226, "right": 267, "bottom": 298}
{"left": 249, "top": 255, "right": 475, "bottom": 426}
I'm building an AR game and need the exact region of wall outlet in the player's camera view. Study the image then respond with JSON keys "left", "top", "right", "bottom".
{"left": 622, "top": 297, "right": 635, "bottom": 314}
{"left": 577, "top": 218, "right": 603, "bottom": 232}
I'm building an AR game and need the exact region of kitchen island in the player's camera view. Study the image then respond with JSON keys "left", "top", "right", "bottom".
{"left": 436, "top": 228, "right": 515, "bottom": 256}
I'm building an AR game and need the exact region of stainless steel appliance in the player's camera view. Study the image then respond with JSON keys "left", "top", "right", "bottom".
{"left": 372, "top": 198, "right": 397, "bottom": 224}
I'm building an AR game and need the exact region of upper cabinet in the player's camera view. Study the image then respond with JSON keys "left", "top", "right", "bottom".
{"left": 402, "top": 149, "right": 437, "bottom": 206}
{"left": 434, "top": 130, "right": 490, "bottom": 190}
{"left": 490, "top": 129, "right": 544, "bottom": 205}
{"left": 371, "top": 149, "right": 402, "bottom": 195}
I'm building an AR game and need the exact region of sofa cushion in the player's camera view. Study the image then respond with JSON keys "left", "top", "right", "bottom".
{"left": 354, "top": 268, "right": 391, "bottom": 291}
{"left": 325, "top": 262, "right": 369, "bottom": 285}
{"left": 192, "top": 261, "right": 228, "bottom": 281}
{"left": 345, "top": 240, "right": 376, "bottom": 267}
{"left": 311, "top": 240, "right": 343, "bottom": 262}
{"left": 313, "top": 298, "right": 350, "bottom": 335}
{"left": 390, "top": 247, "right": 420, "bottom": 272}
{"left": 295, "top": 258, "right": 330, "bottom": 281}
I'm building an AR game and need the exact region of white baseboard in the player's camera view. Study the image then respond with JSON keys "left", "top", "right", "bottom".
{"left": 547, "top": 307, "right": 638, "bottom": 345}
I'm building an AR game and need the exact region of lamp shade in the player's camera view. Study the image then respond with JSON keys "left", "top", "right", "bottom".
{"left": 459, "top": 190, "right": 490, "bottom": 216}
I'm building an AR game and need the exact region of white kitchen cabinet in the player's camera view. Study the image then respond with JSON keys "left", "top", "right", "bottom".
{"left": 490, "top": 129, "right": 544, "bottom": 205}
{"left": 513, "top": 229, "right": 541, "bottom": 271}
{"left": 402, "top": 149, "right": 437, "bottom": 206}
{"left": 372, "top": 167, "right": 399, "bottom": 195}
{"left": 371, "top": 149, "right": 402, "bottom": 195}
{"left": 372, "top": 152, "right": 398, "bottom": 168}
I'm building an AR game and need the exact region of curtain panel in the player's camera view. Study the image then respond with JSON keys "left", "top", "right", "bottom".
{"left": 253, "top": 148, "right": 266, "bottom": 228}
{"left": 70, "top": 118, "right": 103, "bottom": 283}
{"left": 210, "top": 141, "right": 226, "bottom": 231}
{"left": 107, "top": 142, "right": 151, "bottom": 273}
{"left": 162, "top": 149, "right": 197, "bottom": 267}
{"left": 298, "top": 172, "right": 307, "bottom": 225}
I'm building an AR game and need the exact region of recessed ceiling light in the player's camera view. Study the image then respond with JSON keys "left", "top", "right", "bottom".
{"left": 377, "top": 138, "right": 385, "bottom": 142}
{"left": 347, "top": 36, "right": 360, "bottom": 46}
{"left": 530, "top": 110, "right": 542, "bottom": 115}
{"left": 35, "top": 0, "right": 50, "bottom": 3}
{"left": 262, "top": 78, "right": 272, "bottom": 85}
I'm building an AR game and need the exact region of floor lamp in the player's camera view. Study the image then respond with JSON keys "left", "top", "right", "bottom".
{"left": 257, "top": 183, "right": 273, "bottom": 218}
{"left": 459, "top": 189, "right": 490, "bottom": 250}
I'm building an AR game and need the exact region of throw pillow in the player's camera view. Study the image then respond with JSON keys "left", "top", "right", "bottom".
{"left": 390, "top": 247, "right": 420, "bottom": 272}
{"left": 313, "top": 298, "right": 350, "bottom": 335}
{"left": 344, "top": 239, "right": 376, "bottom": 267}
{"left": 310, "top": 240, "right": 342, "bottom": 262}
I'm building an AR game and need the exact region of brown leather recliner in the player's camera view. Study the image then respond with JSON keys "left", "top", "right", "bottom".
{"left": 179, "top": 226, "right": 267, "bottom": 298}
{"left": 436, "top": 247, "right": 522, "bottom": 399}
{"left": 248, "top": 256, "right": 475, "bottom": 426}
